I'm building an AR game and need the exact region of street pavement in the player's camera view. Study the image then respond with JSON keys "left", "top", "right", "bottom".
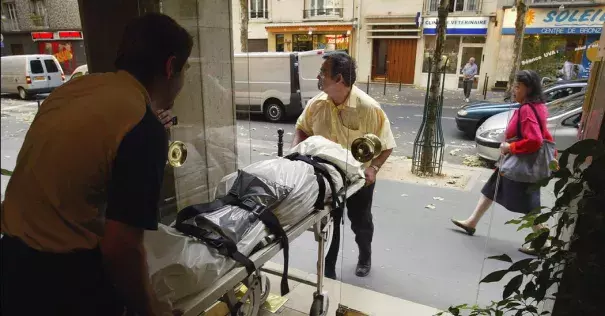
{"left": 0, "top": 85, "right": 554, "bottom": 313}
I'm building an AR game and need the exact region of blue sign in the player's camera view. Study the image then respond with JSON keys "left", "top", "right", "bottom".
{"left": 502, "top": 7, "right": 605, "bottom": 35}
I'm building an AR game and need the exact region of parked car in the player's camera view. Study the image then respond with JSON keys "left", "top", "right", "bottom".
{"left": 1, "top": 54, "right": 65, "bottom": 99}
{"left": 70, "top": 64, "right": 89, "bottom": 79}
{"left": 234, "top": 50, "right": 324, "bottom": 122}
{"left": 475, "top": 92, "right": 585, "bottom": 162}
{"left": 455, "top": 80, "right": 587, "bottom": 138}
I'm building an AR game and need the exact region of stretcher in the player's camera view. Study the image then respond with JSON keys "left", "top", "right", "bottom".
{"left": 174, "top": 183, "right": 362, "bottom": 316}
{"left": 152, "top": 132, "right": 378, "bottom": 316}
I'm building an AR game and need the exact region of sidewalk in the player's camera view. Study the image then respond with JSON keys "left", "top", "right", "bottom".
{"left": 258, "top": 262, "right": 440, "bottom": 316}
{"left": 354, "top": 82, "right": 505, "bottom": 109}
{"left": 267, "top": 166, "right": 557, "bottom": 312}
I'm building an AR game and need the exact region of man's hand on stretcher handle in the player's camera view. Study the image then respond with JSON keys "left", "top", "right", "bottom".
{"left": 293, "top": 129, "right": 392, "bottom": 187}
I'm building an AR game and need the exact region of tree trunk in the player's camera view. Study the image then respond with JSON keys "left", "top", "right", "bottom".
{"left": 504, "top": 0, "right": 527, "bottom": 101}
{"left": 417, "top": 0, "right": 449, "bottom": 175}
{"left": 240, "top": 0, "right": 249, "bottom": 53}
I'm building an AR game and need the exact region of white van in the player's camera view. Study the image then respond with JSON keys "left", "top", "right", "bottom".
{"left": 234, "top": 50, "right": 324, "bottom": 122}
{"left": 1, "top": 54, "right": 65, "bottom": 99}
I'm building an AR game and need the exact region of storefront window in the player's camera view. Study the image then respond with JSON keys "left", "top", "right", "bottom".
{"left": 293, "top": 34, "right": 313, "bottom": 51}
{"left": 276, "top": 34, "right": 285, "bottom": 52}
{"left": 292, "top": 33, "right": 349, "bottom": 52}
{"left": 427, "top": 0, "right": 479, "bottom": 13}
{"left": 422, "top": 36, "right": 459, "bottom": 74}
{"left": 520, "top": 35, "right": 586, "bottom": 79}
{"left": 462, "top": 36, "right": 485, "bottom": 44}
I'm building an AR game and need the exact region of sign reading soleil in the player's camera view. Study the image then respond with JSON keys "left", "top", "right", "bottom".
{"left": 502, "top": 7, "right": 605, "bottom": 35}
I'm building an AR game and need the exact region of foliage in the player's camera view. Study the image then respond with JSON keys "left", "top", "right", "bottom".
{"left": 437, "top": 139, "right": 605, "bottom": 316}
{"left": 1, "top": 168, "right": 13, "bottom": 176}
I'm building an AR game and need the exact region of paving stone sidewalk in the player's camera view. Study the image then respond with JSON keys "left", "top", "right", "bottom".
{"left": 355, "top": 82, "right": 506, "bottom": 109}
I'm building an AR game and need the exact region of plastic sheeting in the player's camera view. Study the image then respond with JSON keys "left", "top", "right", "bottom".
{"left": 145, "top": 136, "right": 365, "bottom": 306}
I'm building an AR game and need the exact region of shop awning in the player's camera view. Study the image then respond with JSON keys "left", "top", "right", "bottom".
{"left": 265, "top": 22, "right": 353, "bottom": 33}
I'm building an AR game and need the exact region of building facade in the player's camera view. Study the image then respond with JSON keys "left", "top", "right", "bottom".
{"left": 232, "top": 0, "right": 357, "bottom": 55}
{"left": 1, "top": 0, "right": 85, "bottom": 74}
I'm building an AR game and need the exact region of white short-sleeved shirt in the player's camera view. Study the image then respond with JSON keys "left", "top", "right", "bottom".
{"left": 296, "top": 86, "right": 396, "bottom": 166}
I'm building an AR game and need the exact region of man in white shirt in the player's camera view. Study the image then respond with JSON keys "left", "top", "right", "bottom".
{"left": 293, "top": 52, "right": 396, "bottom": 278}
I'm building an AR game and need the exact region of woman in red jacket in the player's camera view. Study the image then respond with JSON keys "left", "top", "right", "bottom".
{"left": 452, "top": 70, "right": 552, "bottom": 255}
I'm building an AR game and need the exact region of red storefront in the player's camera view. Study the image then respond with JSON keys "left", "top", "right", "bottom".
{"left": 31, "top": 31, "right": 84, "bottom": 75}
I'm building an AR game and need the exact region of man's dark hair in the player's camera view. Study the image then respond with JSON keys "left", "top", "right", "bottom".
{"left": 115, "top": 13, "right": 193, "bottom": 87}
{"left": 516, "top": 70, "right": 545, "bottom": 104}
{"left": 323, "top": 51, "right": 357, "bottom": 87}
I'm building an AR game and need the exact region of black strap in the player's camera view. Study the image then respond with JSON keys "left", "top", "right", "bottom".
{"left": 284, "top": 153, "right": 343, "bottom": 210}
{"left": 516, "top": 104, "right": 545, "bottom": 139}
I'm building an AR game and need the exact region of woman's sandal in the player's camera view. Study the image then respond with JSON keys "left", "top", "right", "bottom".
{"left": 451, "top": 219, "right": 476, "bottom": 236}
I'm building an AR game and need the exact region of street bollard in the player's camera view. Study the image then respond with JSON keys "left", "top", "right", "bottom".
{"left": 366, "top": 75, "right": 370, "bottom": 94}
{"left": 399, "top": 79, "right": 402, "bottom": 92}
{"left": 277, "top": 128, "right": 284, "bottom": 157}
{"left": 383, "top": 77, "right": 387, "bottom": 95}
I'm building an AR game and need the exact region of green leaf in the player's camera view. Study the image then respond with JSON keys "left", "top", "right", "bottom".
{"left": 552, "top": 167, "right": 571, "bottom": 179}
{"left": 525, "top": 305, "right": 538, "bottom": 313}
{"left": 558, "top": 151, "right": 570, "bottom": 170}
{"left": 523, "top": 280, "right": 536, "bottom": 299}
{"left": 533, "top": 212, "right": 552, "bottom": 225}
{"left": 0, "top": 168, "right": 13, "bottom": 176}
{"left": 566, "top": 139, "right": 600, "bottom": 155}
{"left": 506, "top": 219, "right": 522, "bottom": 225}
{"left": 509, "top": 258, "right": 534, "bottom": 272}
{"left": 530, "top": 231, "right": 550, "bottom": 251}
{"left": 488, "top": 254, "right": 513, "bottom": 263}
{"left": 555, "top": 212, "right": 570, "bottom": 239}
{"left": 506, "top": 301, "right": 521, "bottom": 308}
{"left": 554, "top": 177, "right": 568, "bottom": 196}
{"left": 514, "top": 310, "right": 523, "bottom": 316}
{"left": 503, "top": 275, "right": 523, "bottom": 299}
{"left": 447, "top": 306, "right": 460, "bottom": 315}
{"left": 481, "top": 270, "right": 509, "bottom": 283}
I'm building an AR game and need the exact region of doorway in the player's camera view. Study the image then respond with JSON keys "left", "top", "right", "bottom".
{"left": 458, "top": 45, "right": 483, "bottom": 89}
{"left": 371, "top": 39, "right": 418, "bottom": 84}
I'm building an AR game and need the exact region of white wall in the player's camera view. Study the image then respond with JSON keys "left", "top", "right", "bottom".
{"left": 363, "top": 0, "right": 423, "bottom": 16}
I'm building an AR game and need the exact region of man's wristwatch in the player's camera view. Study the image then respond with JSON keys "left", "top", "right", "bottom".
{"left": 370, "top": 165, "right": 380, "bottom": 172}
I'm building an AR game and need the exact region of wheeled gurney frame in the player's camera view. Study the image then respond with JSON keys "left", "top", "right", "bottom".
{"left": 175, "top": 207, "right": 334, "bottom": 316}
{"left": 174, "top": 129, "right": 349, "bottom": 316}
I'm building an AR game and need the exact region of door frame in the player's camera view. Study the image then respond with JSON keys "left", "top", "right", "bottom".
{"left": 458, "top": 43, "right": 484, "bottom": 89}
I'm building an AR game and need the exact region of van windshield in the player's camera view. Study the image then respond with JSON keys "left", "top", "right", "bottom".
{"left": 44, "top": 59, "right": 60, "bottom": 73}
{"left": 30, "top": 60, "right": 44, "bottom": 74}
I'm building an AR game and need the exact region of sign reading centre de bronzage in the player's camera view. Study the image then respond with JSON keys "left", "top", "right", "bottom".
{"left": 502, "top": 6, "right": 605, "bottom": 35}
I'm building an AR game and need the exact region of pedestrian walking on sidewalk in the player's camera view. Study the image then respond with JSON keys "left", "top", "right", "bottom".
{"left": 292, "top": 52, "right": 396, "bottom": 278}
{"left": 1, "top": 13, "right": 192, "bottom": 316}
{"left": 461, "top": 57, "right": 478, "bottom": 103}
{"left": 451, "top": 70, "right": 553, "bottom": 255}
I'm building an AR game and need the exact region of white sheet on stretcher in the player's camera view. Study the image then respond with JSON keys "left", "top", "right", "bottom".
{"left": 145, "top": 136, "right": 364, "bottom": 306}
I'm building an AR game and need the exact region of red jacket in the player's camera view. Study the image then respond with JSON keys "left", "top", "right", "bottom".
{"left": 506, "top": 103, "right": 554, "bottom": 155}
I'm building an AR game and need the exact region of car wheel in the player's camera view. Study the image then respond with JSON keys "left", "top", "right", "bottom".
{"left": 263, "top": 101, "right": 284, "bottom": 122}
{"left": 18, "top": 87, "right": 28, "bottom": 100}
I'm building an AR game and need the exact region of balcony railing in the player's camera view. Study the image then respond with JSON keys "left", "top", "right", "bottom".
{"left": 250, "top": 10, "right": 269, "bottom": 19}
{"left": 303, "top": 8, "right": 344, "bottom": 19}
{"left": 529, "top": 0, "right": 594, "bottom": 4}
{"left": 427, "top": 0, "right": 480, "bottom": 13}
